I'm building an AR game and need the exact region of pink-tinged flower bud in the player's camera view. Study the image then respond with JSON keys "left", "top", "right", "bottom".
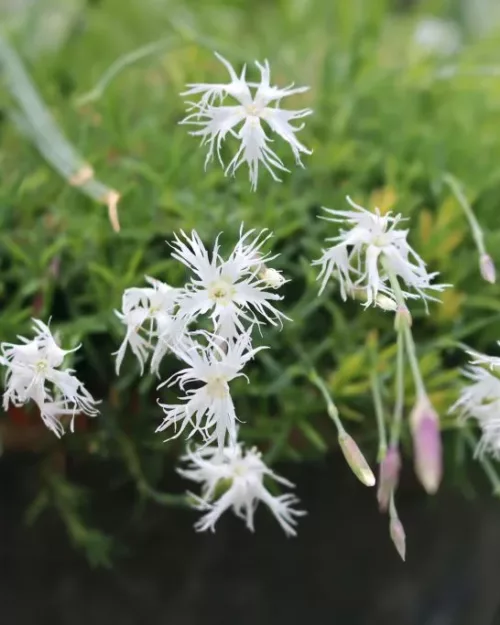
{"left": 338, "top": 433, "right": 376, "bottom": 487}
{"left": 395, "top": 305, "right": 412, "bottom": 331}
{"left": 389, "top": 516, "right": 406, "bottom": 561}
{"left": 377, "top": 445, "right": 402, "bottom": 511}
{"left": 410, "top": 396, "right": 442, "bottom": 494}
{"left": 480, "top": 253, "right": 496, "bottom": 284}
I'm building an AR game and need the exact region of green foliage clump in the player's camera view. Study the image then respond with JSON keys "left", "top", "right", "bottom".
{"left": 2, "top": 0, "right": 500, "bottom": 561}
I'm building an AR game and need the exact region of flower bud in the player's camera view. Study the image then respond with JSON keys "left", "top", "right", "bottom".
{"left": 480, "top": 253, "right": 496, "bottom": 284}
{"left": 338, "top": 432, "right": 376, "bottom": 487}
{"left": 389, "top": 515, "right": 406, "bottom": 561}
{"left": 258, "top": 267, "right": 286, "bottom": 289}
{"left": 377, "top": 445, "right": 402, "bottom": 511}
{"left": 410, "top": 395, "right": 442, "bottom": 494}
{"left": 375, "top": 294, "right": 397, "bottom": 312}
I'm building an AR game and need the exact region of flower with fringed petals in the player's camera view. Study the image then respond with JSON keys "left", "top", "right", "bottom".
{"left": 178, "top": 442, "right": 305, "bottom": 535}
{"left": 181, "top": 52, "right": 312, "bottom": 190}
{"left": 0, "top": 319, "right": 99, "bottom": 437}
{"left": 172, "top": 228, "right": 287, "bottom": 340}
{"left": 157, "top": 330, "right": 266, "bottom": 450}
{"left": 313, "top": 196, "right": 449, "bottom": 309}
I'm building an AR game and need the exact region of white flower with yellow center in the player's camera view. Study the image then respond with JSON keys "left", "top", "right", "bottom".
{"left": 313, "top": 196, "right": 448, "bottom": 308}
{"left": 181, "top": 52, "right": 312, "bottom": 190}
{"left": 0, "top": 319, "right": 99, "bottom": 437}
{"left": 178, "top": 443, "right": 305, "bottom": 535}
{"left": 172, "top": 228, "right": 287, "bottom": 340}
{"left": 157, "top": 330, "right": 265, "bottom": 450}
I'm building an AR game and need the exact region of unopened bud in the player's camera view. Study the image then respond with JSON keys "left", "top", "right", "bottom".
{"left": 258, "top": 266, "right": 286, "bottom": 289}
{"left": 389, "top": 515, "right": 406, "bottom": 561}
{"left": 375, "top": 294, "right": 397, "bottom": 311}
{"left": 480, "top": 253, "right": 496, "bottom": 284}
{"left": 395, "top": 305, "right": 412, "bottom": 330}
{"left": 338, "top": 432, "right": 376, "bottom": 487}
{"left": 377, "top": 445, "right": 402, "bottom": 511}
{"left": 410, "top": 395, "right": 442, "bottom": 494}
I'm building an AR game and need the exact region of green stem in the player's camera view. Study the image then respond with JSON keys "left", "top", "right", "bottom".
{"left": 463, "top": 428, "right": 500, "bottom": 495}
{"left": 369, "top": 345, "right": 387, "bottom": 460}
{"left": 118, "top": 433, "right": 188, "bottom": 508}
{"left": 389, "top": 492, "right": 397, "bottom": 519}
{"left": 76, "top": 37, "right": 178, "bottom": 106}
{"left": 309, "top": 369, "right": 345, "bottom": 435}
{"left": 443, "top": 173, "right": 486, "bottom": 256}
{"left": 383, "top": 260, "right": 426, "bottom": 399}
{"left": 390, "top": 330, "right": 405, "bottom": 446}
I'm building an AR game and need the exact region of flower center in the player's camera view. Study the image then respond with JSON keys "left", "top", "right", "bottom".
{"left": 206, "top": 375, "right": 228, "bottom": 400}
{"left": 372, "top": 232, "right": 390, "bottom": 248}
{"left": 245, "top": 102, "right": 262, "bottom": 117}
{"left": 35, "top": 359, "right": 48, "bottom": 373}
{"left": 232, "top": 462, "right": 248, "bottom": 477}
{"left": 208, "top": 279, "right": 235, "bottom": 306}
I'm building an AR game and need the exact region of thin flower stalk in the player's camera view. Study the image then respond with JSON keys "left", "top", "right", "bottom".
{"left": 443, "top": 173, "right": 495, "bottom": 284}
{"left": 309, "top": 369, "right": 375, "bottom": 487}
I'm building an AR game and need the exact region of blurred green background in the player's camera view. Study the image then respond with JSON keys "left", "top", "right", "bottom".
{"left": 2, "top": 0, "right": 500, "bottom": 562}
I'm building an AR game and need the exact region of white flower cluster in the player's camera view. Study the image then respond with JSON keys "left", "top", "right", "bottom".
{"left": 3, "top": 52, "right": 496, "bottom": 550}
{"left": 181, "top": 53, "right": 312, "bottom": 190}
{"left": 114, "top": 226, "right": 304, "bottom": 534}
{"left": 313, "top": 196, "right": 448, "bottom": 310}
{"left": 0, "top": 319, "right": 99, "bottom": 437}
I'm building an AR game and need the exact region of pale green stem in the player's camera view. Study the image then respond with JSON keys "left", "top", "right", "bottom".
{"left": 309, "top": 369, "right": 346, "bottom": 435}
{"left": 390, "top": 330, "right": 405, "bottom": 447}
{"left": 389, "top": 492, "right": 398, "bottom": 519}
{"left": 443, "top": 173, "right": 486, "bottom": 256}
{"left": 463, "top": 428, "right": 500, "bottom": 495}
{"left": 383, "top": 260, "right": 427, "bottom": 399}
{"left": 76, "top": 37, "right": 178, "bottom": 105}
{"left": 369, "top": 348, "right": 387, "bottom": 460}
{"left": 118, "top": 433, "right": 188, "bottom": 508}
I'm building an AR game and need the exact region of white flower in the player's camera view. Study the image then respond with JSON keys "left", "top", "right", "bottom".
{"left": 313, "top": 196, "right": 448, "bottom": 309}
{"left": 157, "top": 330, "right": 265, "bottom": 449}
{"left": 171, "top": 228, "right": 287, "bottom": 340}
{"left": 0, "top": 319, "right": 99, "bottom": 437}
{"left": 451, "top": 349, "right": 500, "bottom": 456}
{"left": 114, "top": 277, "right": 185, "bottom": 375}
{"left": 413, "top": 18, "right": 461, "bottom": 57}
{"left": 178, "top": 443, "right": 305, "bottom": 535}
{"left": 181, "top": 52, "right": 312, "bottom": 190}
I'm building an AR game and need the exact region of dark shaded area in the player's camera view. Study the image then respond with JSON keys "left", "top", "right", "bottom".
{"left": 1, "top": 453, "right": 500, "bottom": 625}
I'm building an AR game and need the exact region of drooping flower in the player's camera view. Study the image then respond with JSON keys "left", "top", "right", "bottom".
{"left": 181, "top": 52, "right": 312, "bottom": 190}
{"left": 178, "top": 443, "right": 305, "bottom": 535}
{"left": 171, "top": 228, "right": 287, "bottom": 340}
{"left": 313, "top": 196, "right": 449, "bottom": 308}
{"left": 451, "top": 350, "right": 500, "bottom": 457}
{"left": 114, "top": 277, "right": 185, "bottom": 375}
{"left": 0, "top": 319, "right": 99, "bottom": 437}
{"left": 157, "top": 330, "right": 266, "bottom": 449}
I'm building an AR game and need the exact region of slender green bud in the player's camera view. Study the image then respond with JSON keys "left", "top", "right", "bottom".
{"left": 338, "top": 432, "right": 376, "bottom": 487}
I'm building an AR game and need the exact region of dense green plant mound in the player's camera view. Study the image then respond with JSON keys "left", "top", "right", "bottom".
{"left": 2, "top": 0, "right": 500, "bottom": 563}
